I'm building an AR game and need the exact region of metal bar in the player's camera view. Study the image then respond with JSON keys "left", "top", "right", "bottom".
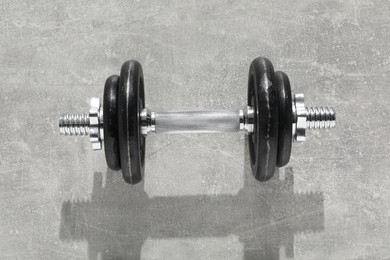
{"left": 154, "top": 110, "right": 241, "bottom": 134}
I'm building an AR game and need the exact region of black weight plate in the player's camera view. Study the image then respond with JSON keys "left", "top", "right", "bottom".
{"left": 275, "top": 71, "right": 293, "bottom": 167}
{"left": 118, "top": 60, "right": 145, "bottom": 184}
{"left": 103, "top": 75, "right": 121, "bottom": 171}
{"left": 247, "top": 57, "right": 278, "bottom": 182}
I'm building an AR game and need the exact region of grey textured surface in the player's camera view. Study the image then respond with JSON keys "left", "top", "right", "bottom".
{"left": 1, "top": 0, "right": 389, "bottom": 259}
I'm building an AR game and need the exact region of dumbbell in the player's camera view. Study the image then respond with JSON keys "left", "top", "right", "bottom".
{"left": 59, "top": 57, "right": 336, "bottom": 184}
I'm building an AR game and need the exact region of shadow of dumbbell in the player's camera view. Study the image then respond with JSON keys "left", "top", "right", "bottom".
{"left": 60, "top": 166, "right": 324, "bottom": 260}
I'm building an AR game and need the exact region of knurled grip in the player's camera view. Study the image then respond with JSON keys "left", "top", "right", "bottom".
{"left": 155, "top": 110, "right": 241, "bottom": 134}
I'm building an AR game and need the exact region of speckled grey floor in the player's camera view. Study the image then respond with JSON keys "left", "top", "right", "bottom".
{"left": 1, "top": 0, "right": 389, "bottom": 259}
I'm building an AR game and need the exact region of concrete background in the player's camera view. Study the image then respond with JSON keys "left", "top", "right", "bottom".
{"left": 1, "top": 0, "right": 389, "bottom": 259}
